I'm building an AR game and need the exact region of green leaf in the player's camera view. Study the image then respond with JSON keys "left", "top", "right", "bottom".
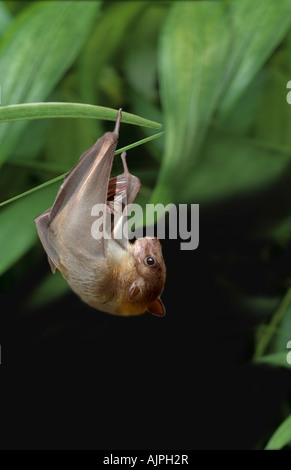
{"left": 178, "top": 130, "right": 291, "bottom": 203}
{"left": 6, "top": 156, "right": 67, "bottom": 177}
{"left": 0, "top": 2, "right": 12, "bottom": 36}
{"left": 0, "top": 131, "right": 164, "bottom": 208}
{"left": 122, "top": 3, "right": 167, "bottom": 102}
{"left": 11, "top": 118, "right": 51, "bottom": 161}
{"left": 266, "top": 216, "right": 291, "bottom": 247}
{"left": 45, "top": 117, "right": 94, "bottom": 176}
{"left": 120, "top": 4, "right": 167, "bottom": 163}
{"left": 78, "top": 1, "right": 146, "bottom": 105}
{"left": 0, "top": 1, "right": 101, "bottom": 165}
{"left": 272, "top": 304, "right": 291, "bottom": 353}
{"left": 255, "top": 352, "right": 291, "bottom": 370}
{"left": 0, "top": 102, "right": 162, "bottom": 129}
{"left": 0, "top": 164, "right": 31, "bottom": 203}
{"left": 0, "top": 126, "right": 163, "bottom": 275}
{"left": 214, "top": 67, "right": 267, "bottom": 136}
{"left": 265, "top": 415, "right": 291, "bottom": 450}
{"left": 253, "top": 57, "right": 291, "bottom": 148}
{"left": 218, "top": 0, "right": 291, "bottom": 120}
{"left": 130, "top": 90, "right": 164, "bottom": 162}
{"left": 0, "top": 181, "right": 60, "bottom": 275}
{"left": 152, "top": 1, "right": 229, "bottom": 204}
{"left": 254, "top": 287, "right": 291, "bottom": 359}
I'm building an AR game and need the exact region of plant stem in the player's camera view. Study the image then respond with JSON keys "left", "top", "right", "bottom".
{"left": 254, "top": 286, "right": 291, "bottom": 359}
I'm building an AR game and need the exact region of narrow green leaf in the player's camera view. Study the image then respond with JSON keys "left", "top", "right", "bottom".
{"left": 266, "top": 216, "right": 291, "bottom": 248}
{"left": 45, "top": 117, "right": 95, "bottom": 176}
{"left": 254, "top": 287, "right": 291, "bottom": 359}
{"left": 255, "top": 352, "right": 291, "bottom": 370}
{"left": 152, "top": 1, "right": 229, "bottom": 204}
{"left": 6, "top": 157, "right": 67, "bottom": 175}
{"left": 272, "top": 304, "right": 291, "bottom": 354}
{"left": 0, "top": 175, "right": 65, "bottom": 208}
{"left": 0, "top": 102, "right": 162, "bottom": 129}
{"left": 265, "top": 415, "right": 291, "bottom": 450}
{"left": 7, "top": 131, "right": 164, "bottom": 178}
{"left": 0, "top": 132, "right": 164, "bottom": 208}
{"left": 0, "top": 1, "right": 101, "bottom": 165}
{"left": 218, "top": 0, "right": 291, "bottom": 120}
{"left": 42, "top": 77, "right": 101, "bottom": 170}
{"left": 130, "top": 90, "right": 164, "bottom": 162}
{"left": 0, "top": 129, "right": 163, "bottom": 275}
{"left": 0, "top": 164, "right": 32, "bottom": 205}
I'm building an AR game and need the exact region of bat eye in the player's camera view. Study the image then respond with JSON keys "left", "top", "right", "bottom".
{"left": 145, "top": 256, "right": 156, "bottom": 266}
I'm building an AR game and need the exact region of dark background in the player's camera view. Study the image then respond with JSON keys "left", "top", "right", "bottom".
{"left": 1, "top": 202, "right": 291, "bottom": 451}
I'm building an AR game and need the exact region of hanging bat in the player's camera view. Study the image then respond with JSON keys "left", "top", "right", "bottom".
{"left": 34, "top": 109, "right": 166, "bottom": 317}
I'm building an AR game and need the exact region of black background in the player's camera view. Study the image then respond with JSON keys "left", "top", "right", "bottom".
{"left": 1, "top": 200, "right": 291, "bottom": 451}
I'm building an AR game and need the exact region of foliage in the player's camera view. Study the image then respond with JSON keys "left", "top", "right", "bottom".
{"left": 1, "top": 0, "right": 291, "bottom": 449}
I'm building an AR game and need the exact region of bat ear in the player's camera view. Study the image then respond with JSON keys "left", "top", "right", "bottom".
{"left": 128, "top": 280, "right": 140, "bottom": 300}
{"left": 147, "top": 298, "right": 166, "bottom": 317}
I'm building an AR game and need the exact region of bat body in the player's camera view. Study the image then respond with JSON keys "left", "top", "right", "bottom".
{"left": 35, "top": 109, "right": 166, "bottom": 317}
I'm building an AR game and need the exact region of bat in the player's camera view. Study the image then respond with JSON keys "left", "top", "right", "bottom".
{"left": 34, "top": 109, "right": 166, "bottom": 317}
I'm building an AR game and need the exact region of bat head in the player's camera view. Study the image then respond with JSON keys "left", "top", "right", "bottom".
{"left": 128, "top": 237, "right": 166, "bottom": 316}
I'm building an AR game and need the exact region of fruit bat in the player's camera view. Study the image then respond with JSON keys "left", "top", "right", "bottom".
{"left": 34, "top": 109, "right": 166, "bottom": 317}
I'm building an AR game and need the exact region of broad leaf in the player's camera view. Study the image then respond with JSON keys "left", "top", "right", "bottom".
{"left": 253, "top": 58, "right": 291, "bottom": 148}
{"left": 218, "top": 0, "right": 291, "bottom": 120}
{"left": 178, "top": 130, "right": 291, "bottom": 203}
{"left": 265, "top": 415, "right": 291, "bottom": 450}
{"left": 0, "top": 1, "right": 101, "bottom": 165}
{"left": 79, "top": 1, "right": 146, "bottom": 105}
{"left": 152, "top": 1, "right": 229, "bottom": 204}
{"left": 0, "top": 2, "right": 12, "bottom": 36}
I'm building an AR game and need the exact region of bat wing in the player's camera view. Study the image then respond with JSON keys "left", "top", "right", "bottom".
{"left": 34, "top": 209, "right": 59, "bottom": 273}
{"left": 35, "top": 109, "right": 122, "bottom": 265}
